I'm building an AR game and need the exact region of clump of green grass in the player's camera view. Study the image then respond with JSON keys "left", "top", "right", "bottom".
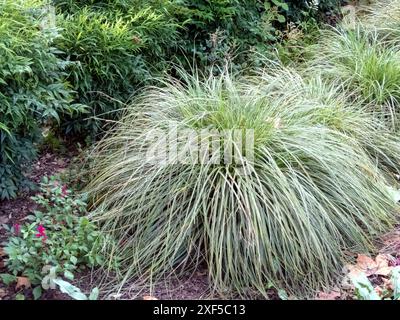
{"left": 87, "top": 70, "right": 399, "bottom": 298}
{"left": 256, "top": 64, "right": 400, "bottom": 178}
{"left": 308, "top": 25, "right": 400, "bottom": 129}
{"left": 362, "top": 0, "right": 400, "bottom": 44}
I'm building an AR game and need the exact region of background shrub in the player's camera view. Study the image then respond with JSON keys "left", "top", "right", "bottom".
{"left": 286, "top": 0, "right": 342, "bottom": 22}
{"left": 52, "top": 0, "right": 344, "bottom": 136}
{"left": 169, "top": 0, "right": 342, "bottom": 71}
{"left": 53, "top": 1, "right": 179, "bottom": 135}
{"left": 0, "top": 0, "right": 82, "bottom": 200}
{"left": 0, "top": 0, "right": 345, "bottom": 193}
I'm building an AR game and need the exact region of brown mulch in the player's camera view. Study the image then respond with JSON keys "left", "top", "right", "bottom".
{"left": 380, "top": 226, "right": 400, "bottom": 257}
{"left": 78, "top": 269, "right": 215, "bottom": 300}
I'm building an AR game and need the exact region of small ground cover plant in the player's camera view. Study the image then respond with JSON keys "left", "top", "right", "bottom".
{"left": 1, "top": 176, "right": 111, "bottom": 299}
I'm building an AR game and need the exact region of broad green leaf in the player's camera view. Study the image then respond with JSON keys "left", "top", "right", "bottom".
{"left": 53, "top": 279, "right": 87, "bottom": 300}
{"left": 0, "top": 274, "right": 17, "bottom": 286}
{"left": 89, "top": 287, "right": 99, "bottom": 300}
{"left": 64, "top": 270, "right": 74, "bottom": 280}
{"left": 15, "top": 294, "right": 25, "bottom": 300}
{"left": 33, "top": 286, "right": 42, "bottom": 300}
{"left": 350, "top": 274, "right": 381, "bottom": 300}
{"left": 391, "top": 267, "right": 400, "bottom": 300}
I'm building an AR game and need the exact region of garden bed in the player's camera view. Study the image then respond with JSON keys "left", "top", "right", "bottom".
{"left": 2, "top": 0, "right": 400, "bottom": 301}
{"left": 1, "top": 149, "right": 400, "bottom": 300}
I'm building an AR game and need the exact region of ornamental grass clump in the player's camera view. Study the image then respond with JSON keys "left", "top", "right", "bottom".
{"left": 308, "top": 25, "right": 400, "bottom": 130}
{"left": 87, "top": 71, "right": 399, "bottom": 298}
{"left": 256, "top": 64, "right": 400, "bottom": 178}
{"left": 362, "top": 0, "right": 400, "bottom": 44}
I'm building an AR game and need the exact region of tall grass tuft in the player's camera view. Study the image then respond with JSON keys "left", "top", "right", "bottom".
{"left": 256, "top": 64, "right": 400, "bottom": 178}
{"left": 362, "top": 0, "right": 400, "bottom": 44}
{"left": 87, "top": 70, "right": 399, "bottom": 298}
{"left": 308, "top": 25, "right": 400, "bottom": 130}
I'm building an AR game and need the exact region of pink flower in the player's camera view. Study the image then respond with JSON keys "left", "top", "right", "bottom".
{"left": 35, "top": 224, "right": 48, "bottom": 243}
{"left": 13, "top": 223, "right": 21, "bottom": 235}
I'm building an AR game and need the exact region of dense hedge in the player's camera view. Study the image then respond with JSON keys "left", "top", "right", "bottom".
{"left": 54, "top": 0, "right": 342, "bottom": 135}
{"left": 53, "top": 1, "right": 179, "bottom": 134}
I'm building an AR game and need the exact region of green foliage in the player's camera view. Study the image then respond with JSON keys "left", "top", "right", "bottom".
{"left": 51, "top": 0, "right": 343, "bottom": 136}
{"left": 350, "top": 273, "right": 381, "bottom": 300}
{"left": 171, "top": 0, "right": 342, "bottom": 71}
{"left": 285, "top": 0, "right": 342, "bottom": 22}
{"left": 41, "top": 128, "right": 66, "bottom": 153}
{"left": 53, "top": 1, "right": 179, "bottom": 135}
{"left": 2, "top": 176, "right": 111, "bottom": 298}
{"left": 87, "top": 70, "right": 399, "bottom": 298}
{"left": 0, "top": 0, "right": 83, "bottom": 200}
{"left": 171, "top": 0, "right": 286, "bottom": 71}
{"left": 0, "top": 273, "right": 17, "bottom": 286}
{"left": 275, "top": 19, "right": 321, "bottom": 65}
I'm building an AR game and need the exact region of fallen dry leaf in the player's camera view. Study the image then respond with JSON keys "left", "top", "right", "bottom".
{"left": 347, "top": 254, "right": 393, "bottom": 277}
{"left": 357, "top": 254, "right": 376, "bottom": 269}
{"left": 15, "top": 277, "right": 31, "bottom": 290}
{"left": 143, "top": 295, "right": 158, "bottom": 300}
{"left": 375, "top": 255, "right": 393, "bottom": 276}
{"left": 0, "top": 288, "right": 6, "bottom": 299}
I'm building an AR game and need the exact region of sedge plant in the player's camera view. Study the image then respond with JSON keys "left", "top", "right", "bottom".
{"left": 361, "top": 0, "right": 400, "bottom": 44}
{"left": 86, "top": 70, "right": 399, "bottom": 298}
{"left": 308, "top": 25, "right": 400, "bottom": 130}
{"left": 256, "top": 63, "right": 400, "bottom": 178}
